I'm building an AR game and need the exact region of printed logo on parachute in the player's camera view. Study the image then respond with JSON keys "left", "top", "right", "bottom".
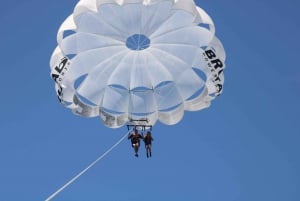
{"left": 51, "top": 57, "right": 70, "bottom": 103}
{"left": 51, "top": 57, "right": 69, "bottom": 84}
{"left": 203, "top": 49, "right": 224, "bottom": 96}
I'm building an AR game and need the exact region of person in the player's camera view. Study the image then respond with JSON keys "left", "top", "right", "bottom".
{"left": 128, "top": 129, "right": 143, "bottom": 157}
{"left": 143, "top": 131, "right": 154, "bottom": 158}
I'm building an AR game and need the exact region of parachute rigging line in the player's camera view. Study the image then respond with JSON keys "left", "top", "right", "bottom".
{"left": 45, "top": 130, "right": 130, "bottom": 201}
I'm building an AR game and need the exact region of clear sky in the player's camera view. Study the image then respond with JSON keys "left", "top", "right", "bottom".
{"left": 0, "top": 0, "right": 300, "bottom": 201}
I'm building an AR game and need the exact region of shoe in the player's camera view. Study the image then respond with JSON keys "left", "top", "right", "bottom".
{"left": 135, "top": 153, "right": 138, "bottom": 157}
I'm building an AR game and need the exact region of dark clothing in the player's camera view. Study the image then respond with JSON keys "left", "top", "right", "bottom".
{"left": 144, "top": 135, "right": 153, "bottom": 145}
{"left": 144, "top": 133, "right": 153, "bottom": 158}
{"left": 128, "top": 134, "right": 143, "bottom": 146}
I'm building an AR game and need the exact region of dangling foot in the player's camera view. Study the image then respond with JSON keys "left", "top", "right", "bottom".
{"left": 135, "top": 153, "right": 138, "bottom": 157}
{"left": 150, "top": 152, "right": 152, "bottom": 157}
{"left": 147, "top": 153, "right": 149, "bottom": 158}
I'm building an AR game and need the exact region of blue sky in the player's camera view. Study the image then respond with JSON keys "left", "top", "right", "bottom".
{"left": 0, "top": 0, "right": 300, "bottom": 200}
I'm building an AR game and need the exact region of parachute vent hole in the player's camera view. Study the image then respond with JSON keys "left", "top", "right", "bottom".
{"left": 74, "top": 74, "right": 98, "bottom": 106}
{"left": 186, "top": 87, "right": 206, "bottom": 101}
{"left": 66, "top": 54, "right": 76, "bottom": 60}
{"left": 63, "top": 30, "right": 76, "bottom": 39}
{"left": 126, "top": 34, "right": 150, "bottom": 51}
{"left": 109, "top": 84, "right": 128, "bottom": 91}
{"left": 200, "top": 46, "right": 208, "bottom": 51}
{"left": 75, "top": 93, "right": 97, "bottom": 107}
{"left": 198, "top": 23, "right": 210, "bottom": 30}
{"left": 130, "top": 86, "right": 152, "bottom": 92}
{"left": 192, "top": 67, "right": 207, "bottom": 82}
{"left": 74, "top": 74, "right": 88, "bottom": 89}
{"left": 154, "top": 81, "right": 173, "bottom": 89}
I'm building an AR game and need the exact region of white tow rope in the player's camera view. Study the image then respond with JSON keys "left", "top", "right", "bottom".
{"left": 45, "top": 131, "right": 130, "bottom": 201}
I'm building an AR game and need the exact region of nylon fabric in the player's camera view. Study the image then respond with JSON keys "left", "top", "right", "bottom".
{"left": 50, "top": 0, "right": 226, "bottom": 127}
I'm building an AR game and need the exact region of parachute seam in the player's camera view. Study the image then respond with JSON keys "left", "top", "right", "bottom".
{"left": 145, "top": 51, "right": 184, "bottom": 110}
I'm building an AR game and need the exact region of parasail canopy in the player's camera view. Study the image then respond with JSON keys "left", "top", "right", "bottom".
{"left": 50, "top": 0, "right": 226, "bottom": 128}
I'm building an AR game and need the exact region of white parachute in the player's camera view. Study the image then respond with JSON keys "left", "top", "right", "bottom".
{"left": 50, "top": 0, "right": 226, "bottom": 128}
